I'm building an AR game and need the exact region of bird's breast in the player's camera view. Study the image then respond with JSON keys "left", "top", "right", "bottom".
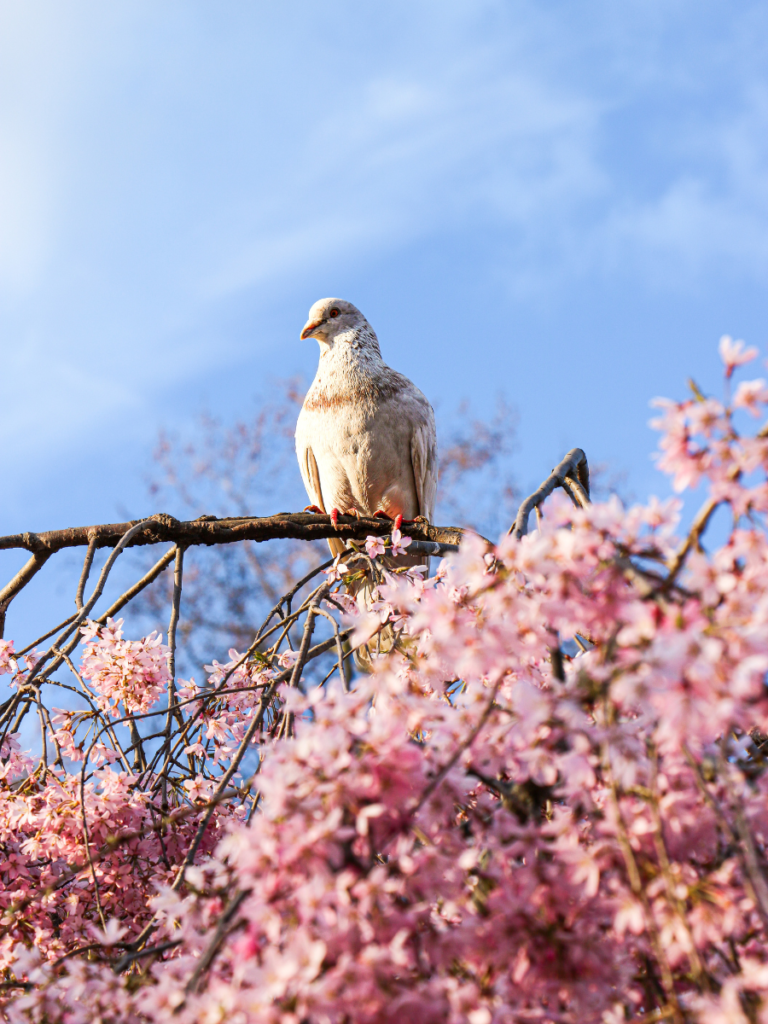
{"left": 297, "top": 401, "right": 372, "bottom": 454}
{"left": 301, "top": 375, "right": 403, "bottom": 415}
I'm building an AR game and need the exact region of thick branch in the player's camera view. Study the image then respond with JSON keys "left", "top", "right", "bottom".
{"left": 0, "top": 512, "right": 467, "bottom": 556}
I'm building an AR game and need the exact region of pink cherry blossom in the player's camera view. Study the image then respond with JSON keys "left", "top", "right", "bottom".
{"left": 364, "top": 535, "right": 386, "bottom": 558}
{"left": 0, "top": 639, "right": 16, "bottom": 675}
{"left": 390, "top": 527, "right": 412, "bottom": 556}
{"left": 733, "top": 377, "right": 768, "bottom": 416}
{"left": 321, "top": 555, "right": 350, "bottom": 582}
{"left": 87, "top": 919, "right": 128, "bottom": 947}
{"left": 277, "top": 649, "right": 300, "bottom": 669}
{"left": 79, "top": 617, "right": 169, "bottom": 715}
{"left": 719, "top": 334, "right": 758, "bottom": 376}
{"left": 6, "top": 338, "right": 768, "bottom": 1024}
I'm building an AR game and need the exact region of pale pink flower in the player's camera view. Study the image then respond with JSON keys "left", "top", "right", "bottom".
{"left": 390, "top": 528, "right": 412, "bottom": 556}
{"left": 183, "top": 776, "right": 211, "bottom": 802}
{"left": 9, "top": 347, "right": 768, "bottom": 1024}
{"left": 87, "top": 919, "right": 128, "bottom": 947}
{"left": 614, "top": 897, "right": 645, "bottom": 938}
{"left": 23, "top": 647, "right": 41, "bottom": 670}
{"left": 176, "top": 678, "right": 200, "bottom": 703}
{"left": 326, "top": 591, "right": 359, "bottom": 617}
{"left": 733, "top": 378, "right": 768, "bottom": 416}
{"left": 80, "top": 618, "right": 169, "bottom": 715}
{"left": 90, "top": 742, "right": 122, "bottom": 766}
{"left": 0, "top": 639, "right": 16, "bottom": 675}
{"left": 204, "top": 717, "right": 229, "bottom": 743}
{"left": 719, "top": 334, "right": 758, "bottom": 377}
{"left": 322, "top": 556, "right": 350, "bottom": 582}
{"left": 365, "top": 535, "right": 386, "bottom": 558}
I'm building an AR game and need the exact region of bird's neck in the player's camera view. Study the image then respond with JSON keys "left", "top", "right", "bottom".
{"left": 313, "top": 327, "right": 386, "bottom": 390}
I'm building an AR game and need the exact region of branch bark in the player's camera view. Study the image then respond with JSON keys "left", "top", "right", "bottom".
{"left": 0, "top": 512, "right": 467, "bottom": 555}
{"left": 509, "top": 448, "right": 590, "bottom": 540}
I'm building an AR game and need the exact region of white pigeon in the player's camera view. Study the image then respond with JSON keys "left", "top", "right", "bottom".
{"left": 295, "top": 297, "right": 438, "bottom": 568}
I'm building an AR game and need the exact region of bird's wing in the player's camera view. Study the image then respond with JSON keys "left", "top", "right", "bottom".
{"left": 300, "top": 442, "right": 347, "bottom": 560}
{"left": 301, "top": 444, "right": 326, "bottom": 512}
{"left": 410, "top": 408, "right": 438, "bottom": 522}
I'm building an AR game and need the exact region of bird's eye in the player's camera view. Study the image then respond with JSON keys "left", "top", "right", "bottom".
{"left": 329, "top": 308, "right": 340, "bottom": 318}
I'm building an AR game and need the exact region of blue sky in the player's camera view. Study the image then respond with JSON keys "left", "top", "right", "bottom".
{"left": 1, "top": 0, "right": 767, "bottom": 548}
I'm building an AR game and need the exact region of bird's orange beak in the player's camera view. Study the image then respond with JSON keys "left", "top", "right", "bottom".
{"left": 300, "top": 319, "right": 323, "bottom": 340}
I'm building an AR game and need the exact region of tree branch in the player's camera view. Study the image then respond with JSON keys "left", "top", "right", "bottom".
{"left": 0, "top": 551, "right": 52, "bottom": 638}
{"left": 0, "top": 512, "right": 468, "bottom": 555}
{"left": 509, "top": 448, "right": 590, "bottom": 540}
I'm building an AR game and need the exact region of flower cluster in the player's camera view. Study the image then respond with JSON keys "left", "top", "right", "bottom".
{"left": 79, "top": 618, "right": 170, "bottom": 715}
{"left": 4, "top": 340, "right": 768, "bottom": 1022}
{"left": 0, "top": 764, "right": 235, "bottom": 973}
{"left": 0, "top": 640, "right": 17, "bottom": 676}
{"left": 197, "top": 649, "right": 276, "bottom": 762}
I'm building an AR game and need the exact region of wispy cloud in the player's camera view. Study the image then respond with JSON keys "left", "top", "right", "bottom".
{"left": 0, "top": 0, "right": 766, "bottom": 491}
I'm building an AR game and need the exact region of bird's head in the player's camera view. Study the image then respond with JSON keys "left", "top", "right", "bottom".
{"left": 300, "top": 298, "right": 370, "bottom": 347}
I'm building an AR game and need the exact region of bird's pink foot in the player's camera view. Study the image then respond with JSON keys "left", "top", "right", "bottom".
{"left": 323, "top": 507, "right": 360, "bottom": 528}
{"left": 372, "top": 509, "right": 412, "bottom": 532}
{"left": 303, "top": 504, "right": 324, "bottom": 514}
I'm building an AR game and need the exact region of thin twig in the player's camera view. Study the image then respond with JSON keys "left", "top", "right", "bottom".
{"left": 75, "top": 534, "right": 98, "bottom": 611}
{"left": 182, "top": 888, "right": 250, "bottom": 995}
{"left": 603, "top": 732, "right": 683, "bottom": 1024}
{"left": 111, "top": 938, "right": 183, "bottom": 972}
{"left": 682, "top": 744, "right": 768, "bottom": 935}
{"left": 17, "top": 614, "right": 79, "bottom": 657}
{"left": 648, "top": 746, "right": 708, "bottom": 989}
{"left": 664, "top": 497, "right": 720, "bottom": 590}
{"left": 96, "top": 546, "right": 176, "bottom": 624}
{"left": 170, "top": 587, "right": 329, "bottom": 891}
{"left": 410, "top": 678, "right": 501, "bottom": 818}
{"left": 25, "top": 520, "right": 153, "bottom": 687}
{"left": 718, "top": 747, "right": 768, "bottom": 932}
{"left": 314, "top": 605, "right": 351, "bottom": 692}
{"left": 163, "top": 546, "right": 189, "bottom": 785}
{"left": 0, "top": 550, "right": 52, "bottom": 638}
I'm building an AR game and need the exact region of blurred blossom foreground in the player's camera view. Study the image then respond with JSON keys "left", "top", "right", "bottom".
{"left": 4, "top": 338, "right": 768, "bottom": 1024}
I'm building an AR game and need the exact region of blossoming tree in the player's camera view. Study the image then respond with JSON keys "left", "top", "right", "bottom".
{"left": 2, "top": 337, "right": 768, "bottom": 1023}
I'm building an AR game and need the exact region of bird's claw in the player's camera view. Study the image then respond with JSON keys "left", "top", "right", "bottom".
{"left": 303, "top": 505, "right": 325, "bottom": 514}
{"left": 372, "top": 510, "right": 415, "bottom": 533}
{"left": 325, "top": 507, "right": 360, "bottom": 529}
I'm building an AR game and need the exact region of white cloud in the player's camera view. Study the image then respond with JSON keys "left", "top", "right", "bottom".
{"left": 201, "top": 46, "right": 608, "bottom": 302}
